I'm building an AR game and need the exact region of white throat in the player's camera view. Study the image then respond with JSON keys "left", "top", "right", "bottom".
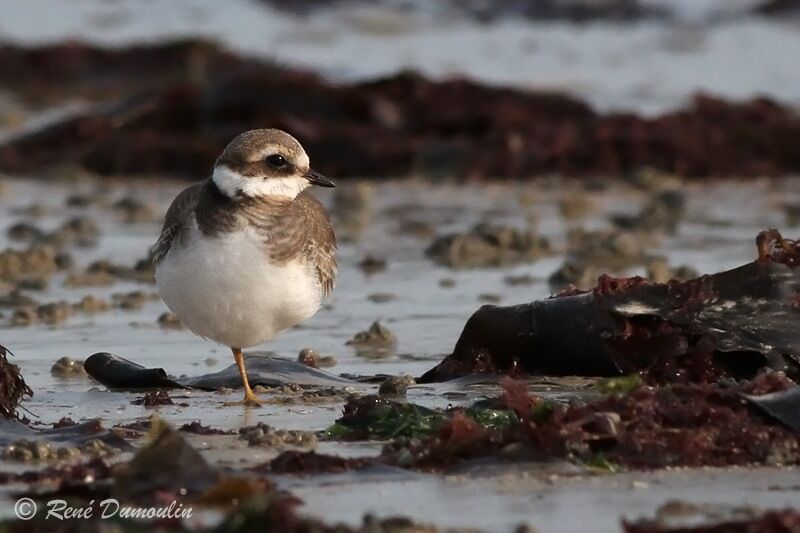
{"left": 212, "top": 165, "right": 310, "bottom": 199}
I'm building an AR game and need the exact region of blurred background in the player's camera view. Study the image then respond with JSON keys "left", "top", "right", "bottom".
{"left": 1, "top": 0, "right": 799, "bottom": 180}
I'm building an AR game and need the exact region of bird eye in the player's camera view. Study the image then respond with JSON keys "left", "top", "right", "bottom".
{"left": 266, "top": 154, "right": 288, "bottom": 169}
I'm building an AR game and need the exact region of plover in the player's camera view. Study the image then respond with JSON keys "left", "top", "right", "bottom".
{"left": 151, "top": 129, "right": 336, "bottom": 405}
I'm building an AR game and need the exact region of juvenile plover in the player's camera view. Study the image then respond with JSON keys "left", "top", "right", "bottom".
{"left": 152, "top": 129, "right": 336, "bottom": 405}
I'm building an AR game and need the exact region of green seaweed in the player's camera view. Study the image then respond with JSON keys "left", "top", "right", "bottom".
{"left": 595, "top": 375, "right": 642, "bottom": 396}
{"left": 464, "top": 407, "right": 518, "bottom": 430}
{"left": 324, "top": 397, "right": 520, "bottom": 441}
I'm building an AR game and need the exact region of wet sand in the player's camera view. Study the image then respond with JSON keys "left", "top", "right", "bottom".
{"left": 1, "top": 176, "right": 799, "bottom": 531}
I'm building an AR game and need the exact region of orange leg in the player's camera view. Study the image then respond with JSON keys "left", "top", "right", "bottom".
{"left": 228, "top": 347, "right": 264, "bottom": 406}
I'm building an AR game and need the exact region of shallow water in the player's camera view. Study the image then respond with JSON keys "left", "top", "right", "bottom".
{"left": 0, "top": 176, "right": 799, "bottom": 531}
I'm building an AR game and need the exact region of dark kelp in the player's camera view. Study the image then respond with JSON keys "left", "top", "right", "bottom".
{"left": 421, "top": 230, "right": 800, "bottom": 385}
{"left": 0, "top": 344, "right": 31, "bottom": 420}
{"left": 2, "top": 41, "right": 800, "bottom": 179}
{"left": 385, "top": 373, "right": 800, "bottom": 471}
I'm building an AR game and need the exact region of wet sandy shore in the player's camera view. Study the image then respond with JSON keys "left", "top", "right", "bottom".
{"left": 1, "top": 176, "right": 799, "bottom": 531}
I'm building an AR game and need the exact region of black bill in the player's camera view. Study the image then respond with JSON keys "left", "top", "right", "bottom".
{"left": 304, "top": 169, "right": 335, "bottom": 188}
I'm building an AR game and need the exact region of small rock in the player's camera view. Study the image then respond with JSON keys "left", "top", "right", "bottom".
{"left": 157, "top": 311, "right": 183, "bottom": 329}
{"left": 503, "top": 274, "right": 536, "bottom": 286}
{"left": 426, "top": 223, "right": 553, "bottom": 268}
{"left": 7, "top": 222, "right": 44, "bottom": 242}
{"left": 646, "top": 258, "right": 699, "bottom": 283}
{"left": 15, "top": 277, "right": 49, "bottom": 291}
{"left": 0, "top": 288, "right": 38, "bottom": 308}
{"left": 367, "top": 292, "right": 396, "bottom": 303}
{"left": 0, "top": 245, "right": 59, "bottom": 283}
{"left": 332, "top": 182, "right": 373, "bottom": 240}
{"left": 112, "top": 291, "right": 154, "bottom": 311}
{"left": 50, "top": 356, "right": 86, "bottom": 377}
{"left": 63, "top": 271, "right": 116, "bottom": 288}
{"left": 132, "top": 390, "right": 174, "bottom": 406}
{"left": 10, "top": 306, "right": 38, "bottom": 326}
{"left": 357, "top": 255, "right": 387, "bottom": 275}
{"left": 238, "top": 422, "right": 317, "bottom": 449}
{"left": 37, "top": 301, "right": 71, "bottom": 325}
{"left": 559, "top": 193, "right": 595, "bottom": 221}
{"left": 439, "top": 278, "right": 457, "bottom": 288}
{"left": 347, "top": 321, "right": 396, "bottom": 347}
{"left": 80, "top": 438, "right": 119, "bottom": 458}
{"left": 478, "top": 293, "right": 502, "bottom": 303}
{"left": 379, "top": 375, "right": 416, "bottom": 396}
{"left": 112, "top": 197, "right": 156, "bottom": 223}
{"left": 72, "top": 295, "right": 111, "bottom": 313}
{"left": 2, "top": 440, "right": 82, "bottom": 463}
{"left": 297, "top": 348, "right": 337, "bottom": 368}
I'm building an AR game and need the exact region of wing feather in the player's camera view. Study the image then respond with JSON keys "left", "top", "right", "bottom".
{"left": 150, "top": 181, "right": 204, "bottom": 264}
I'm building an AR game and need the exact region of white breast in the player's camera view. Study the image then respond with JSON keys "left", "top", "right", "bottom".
{"left": 155, "top": 217, "right": 323, "bottom": 349}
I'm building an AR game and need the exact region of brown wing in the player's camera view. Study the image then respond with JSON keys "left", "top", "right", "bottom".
{"left": 150, "top": 181, "right": 205, "bottom": 264}
{"left": 296, "top": 192, "right": 337, "bottom": 297}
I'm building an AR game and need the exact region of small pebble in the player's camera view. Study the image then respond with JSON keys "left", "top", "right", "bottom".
{"left": 50, "top": 356, "right": 86, "bottom": 377}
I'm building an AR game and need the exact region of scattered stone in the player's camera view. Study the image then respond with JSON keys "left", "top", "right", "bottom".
{"left": 50, "top": 356, "right": 86, "bottom": 377}
{"left": 86, "top": 259, "right": 155, "bottom": 284}
{"left": 559, "top": 193, "right": 595, "bottom": 221}
{"left": 0, "top": 245, "right": 59, "bottom": 283}
{"left": 332, "top": 182, "right": 373, "bottom": 240}
{"left": 80, "top": 438, "right": 120, "bottom": 458}
{"left": 646, "top": 258, "right": 699, "bottom": 283}
{"left": 15, "top": 277, "right": 48, "bottom": 291}
{"left": 42, "top": 216, "right": 100, "bottom": 248}
{"left": 66, "top": 192, "right": 106, "bottom": 208}
{"left": 379, "top": 375, "right": 416, "bottom": 397}
{"left": 395, "top": 219, "right": 435, "bottom": 239}
{"left": 179, "top": 421, "right": 234, "bottom": 435}
{"left": 0, "top": 288, "right": 38, "bottom": 308}
{"left": 6, "top": 222, "right": 44, "bottom": 242}
{"left": 357, "top": 255, "right": 387, "bottom": 275}
{"left": 297, "top": 348, "right": 337, "bottom": 368}
{"left": 2, "top": 440, "right": 81, "bottom": 463}
{"left": 36, "top": 301, "right": 71, "bottom": 325}
{"left": 112, "top": 290, "right": 155, "bottom": 310}
{"left": 72, "top": 295, "right": 111, "bottom": 313}
{"left": 478, "top": 293, "right": 502, "bottom": 303}
{"left": 10, "top": 307, "right": 37, "bottom": 327}
{"left": 53, "top": 417, "right": 77, "bottom": 428}
{"left": 368, "top": 292, "right": 396, "bottom": 303}
{"left": 63, "top": 270, "right": 115, "bottom": 288}
{"left": 623, "top": 502, "right": 800, "bottom": 533}
{"left": 157, "top": 311, "right": 183, "bottom": 329}
{"left": 439, "top": 278, "right": 457, "bottom": 288}
{"left": 784, "top": 203, "right": 800, "bottom": 227}
{"left": 132, "top": 390, "right": 174, "bottom": 407}
{"left": 550, "top": 229, "right": 653, "bottom": 290}
{"left": 612, "top": 189, "right": 686, "bottom": 234}
{"left": 238, "top": 422, "right": 317, "bottom": 449}
{"left": 112, "top": 196, "right": 156, "bottom": 223}
{"left": 426, "top": 223, "right": 553, "bottom": 268}
{"left": 348, "top": 321, "right": 397, "bottom": 348}
{"left": 11, "top": 203, "right": 47, "bottom": 218}
{"left": 503, "top": 274, "right": 536, "bottom": 286}
{"left": 204, "top": 357, "right": 218, "bottom": 366}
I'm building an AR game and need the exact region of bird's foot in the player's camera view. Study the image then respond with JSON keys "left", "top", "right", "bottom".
{"left": 224, "top": 391, "right": 265, "bottom": 407}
